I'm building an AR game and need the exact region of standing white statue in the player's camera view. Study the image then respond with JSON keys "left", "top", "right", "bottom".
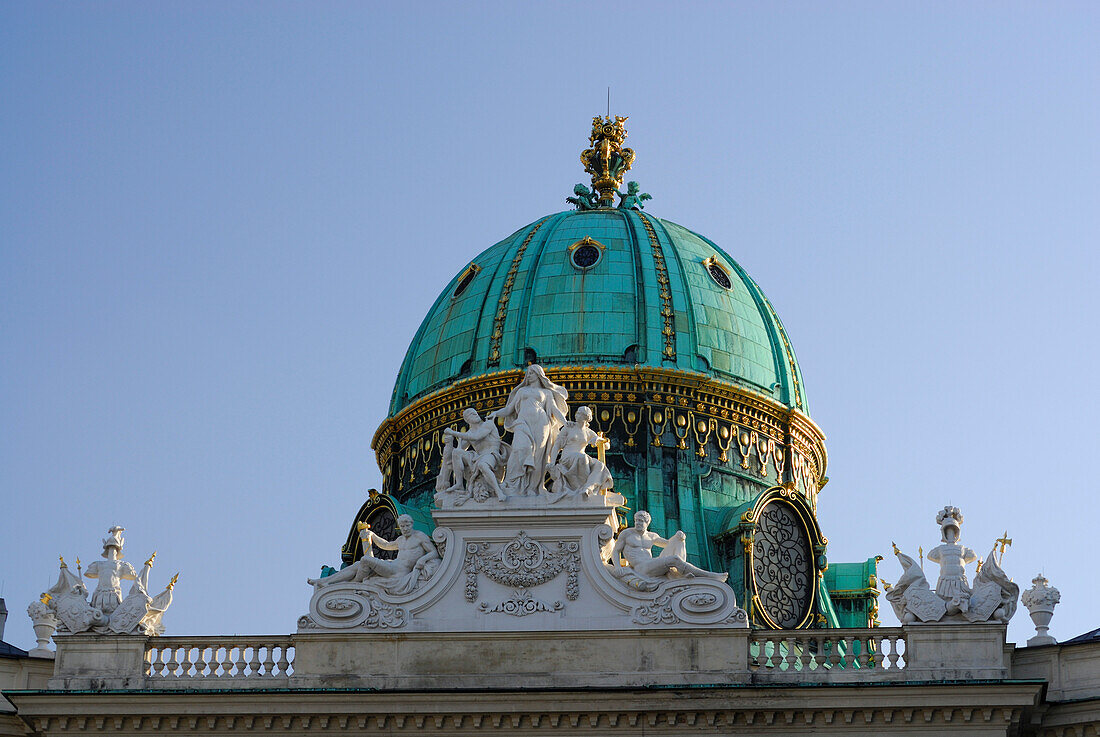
{"left": 84, "top": 526, "right": 137, "bottom": 616}
{"left": 307, "top": 514, "right": 441, "bottom": 595}
{"left": 608, "top": 511, "right": 728, "bottom": 589}
{"left": 487, "top": 364, "right": 569, "bottom": 497}
{"left": 927, "top": 506, "right": 978, "bottom": 615}
{"left": 548, "top": 406, "right": 614, "bottom": 500}
{"left": 435, "top": 408, "right": 508, "bottom": 503}
{"left": 887, "top": 506, "right": 1018, "bottom": 624}
{"left": 37, "top": 528, "right": 177, "bottom": 636}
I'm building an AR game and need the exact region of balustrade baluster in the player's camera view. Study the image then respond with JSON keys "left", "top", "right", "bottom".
{"left": 813, "top": 637, "right": 828, "bottom": 669}
{"left": 248, "top": 646, "right": 261, "bottom": 677}
{"left": 887, "top": 635, "right": 900, "bottom": 669}
{"left": 827, "top": 637, "right": 842, "bottom": 668}
{"left": 213, "top": 646, "right": 227, "bottom": 677}
{"left": 784, "top": 637, "right": 797, "bottom": 671}
{"left": 262, "top": 645, "right": 276, "bottom": 677}
{"left": 799, "top": 637, "right": 813, "bottom": 670}
{"left": 168, "top": 646, "right": 183, "bottom": 677}
{"left": 193, "top": 646, "right": 207, "bottom": 677}
{"left": 276, "top": 645, "right": 291, "bottom": 676}
{"left": 872, "top": 636, "right": 885, "bottom": 668}
{"left": 234, "top": 645, "right": 247, "bottom": 676}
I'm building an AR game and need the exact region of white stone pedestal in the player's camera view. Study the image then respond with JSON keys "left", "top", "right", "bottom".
{"left": 298, "top": 496, "right": 746, "bottom": 633}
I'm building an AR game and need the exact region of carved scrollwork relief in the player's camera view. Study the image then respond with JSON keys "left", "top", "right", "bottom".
{"left": 477, "top": 588, "right": 564, "bottom": 616}
{"left": 631, "top": 584, "right": 746, "bottom": 626}
{"left": 463, "top": 531, "right": 580, "bottom": 607}
{"left": 308, "top": 586, "right": 409, "bottom": 630}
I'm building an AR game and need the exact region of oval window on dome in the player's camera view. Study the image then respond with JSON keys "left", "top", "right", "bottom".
{"left": 569, "top": 236, "right": 605, "bottom": 271}
{"left": 453, "top": 264, "right": 481, "bottom": 297}
{"left": 751, "top": 499, "right": 814, "bottom": 628}
{"left": 703, "top": 257, "right": 732, "bottom": 290}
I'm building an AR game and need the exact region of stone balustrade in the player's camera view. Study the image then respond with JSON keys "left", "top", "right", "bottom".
{"left": 45, "top": 625, "right": 1009, "bottom": 691}
{"left": 145, "top": 637, "right": 294, "bottom": 683}
{"left": 749, "top": 628, "right": 907, "bottom": 680}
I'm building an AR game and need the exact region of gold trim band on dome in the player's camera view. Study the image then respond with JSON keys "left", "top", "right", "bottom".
{"left": 372, "top": 366, "right": 827, "bottom": 500}
{"left": 637, "top": 213, "right": 676, "bottom": 360}
{"left": 487, "top": 217, "right": 551, "bottom": 367}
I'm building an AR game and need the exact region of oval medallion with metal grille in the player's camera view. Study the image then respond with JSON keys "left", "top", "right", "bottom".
{"left": 752, "top": 500, "right": 813, "bottom": 628}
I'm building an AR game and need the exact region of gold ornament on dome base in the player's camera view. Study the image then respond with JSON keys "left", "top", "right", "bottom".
{"left": 372, "top": 365, "right": 827, "bottom": 506}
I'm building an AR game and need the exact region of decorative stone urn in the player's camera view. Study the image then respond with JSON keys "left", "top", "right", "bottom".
{"left": 26, "top": 599, "right": 58, "bottom": 657}
{"left": 1021, "top": 573, "right": 1060, "bottom": 646}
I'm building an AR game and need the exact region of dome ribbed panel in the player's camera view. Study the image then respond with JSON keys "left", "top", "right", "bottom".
{"left": 388, "top": 209, "right": 808, "bottom": 415}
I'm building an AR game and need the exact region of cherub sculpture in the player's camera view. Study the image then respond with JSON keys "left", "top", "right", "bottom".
{"left": 548, "top": 406, "right": 613, "bottom": 500}
{"left": 616, "top": 181, "right": 652, "bottom": 210}
{"left": 566, "top": 183, "right": 599, "bottom": 210}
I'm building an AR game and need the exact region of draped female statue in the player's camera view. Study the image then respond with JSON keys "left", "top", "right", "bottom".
{"left": 487, "top": 364, "right": 569, "bottom": 496}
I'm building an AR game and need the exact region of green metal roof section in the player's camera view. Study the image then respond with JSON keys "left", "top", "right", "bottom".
{"left": 389, "top": 209, "right": 808, "bottom": 416}
{"left": 823, "top": 557, "right": 882, "bottom": 629}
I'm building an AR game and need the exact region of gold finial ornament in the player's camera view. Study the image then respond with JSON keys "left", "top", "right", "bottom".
{"left": 40, "top": 592, "right": 52, "bottom": 605}
{"left": 167, "top": 573, "right": 179, "bottom": 590}
{"left": 145, "top": 551, "right": 158, "bottom": 567}
{"left": 996, "top": 531, "right": 1013, "bottom": 563}
{"left": 59, "top": 555, "right": 67, "bottom": 569}
{"left": 580, "top": 115, "right": 635, "bottom": 207}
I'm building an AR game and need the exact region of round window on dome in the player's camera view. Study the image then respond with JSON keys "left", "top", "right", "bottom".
{"left": 704, "top": 257, "right": 732, "bottom": 290}
{"left": 453, "top": 263, "right": 481, "bottom": 297}
{"left": 572, "top": 245, "right": 601, "bottom": 269}
{"left": 568, "top": 236, "right": 606, "bottom": 271}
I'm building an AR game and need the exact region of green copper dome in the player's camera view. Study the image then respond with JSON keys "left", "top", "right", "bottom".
{"left": 389, "top": 208, "right": 808, "bottom": 416}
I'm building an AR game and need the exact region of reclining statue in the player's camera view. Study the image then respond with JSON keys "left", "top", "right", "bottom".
{"left": 608, "top": 511, "right": 728, "bottom": 590}
{"left": 308, "top": 514, "right": 441, "bottom": 596}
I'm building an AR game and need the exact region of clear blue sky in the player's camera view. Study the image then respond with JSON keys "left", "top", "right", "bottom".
{"left": 2, "top": 3, "right": 1097, "bottom": 648}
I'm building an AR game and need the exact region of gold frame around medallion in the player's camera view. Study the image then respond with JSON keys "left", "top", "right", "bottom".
{"left": 740, "top": 486, "right": 828, "bottom": 630}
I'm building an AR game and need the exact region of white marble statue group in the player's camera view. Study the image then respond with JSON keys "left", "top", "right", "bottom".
{"left": 306, "top": 365, "right": 728, "bottom": 608}
{"left": 434, "top": 364, "right": 613, "bottom": 506}
{"left": 886, "top": 506, "right": 1018, "bottom": 625}
{"left": 27, "top": 527, "right": 177, "bottom": 651}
